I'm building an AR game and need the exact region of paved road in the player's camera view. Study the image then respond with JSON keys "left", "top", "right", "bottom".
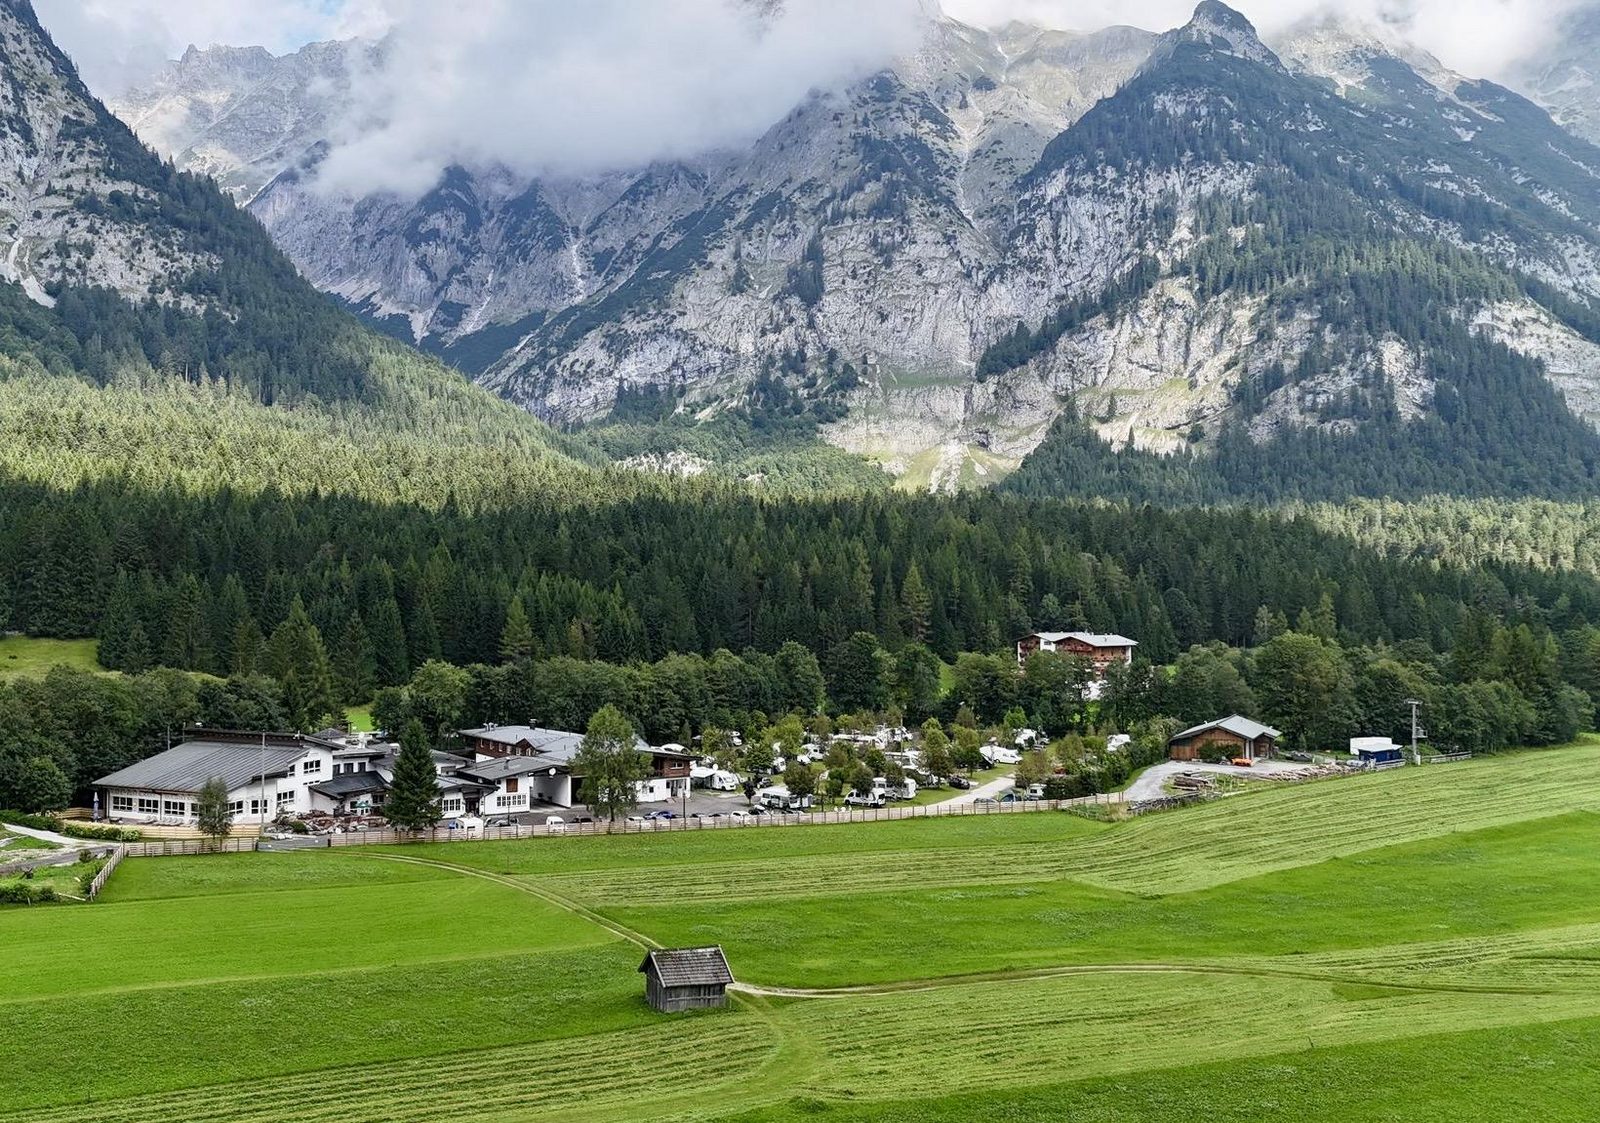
{"left": 3, "top": 821, "right": 92, "bottom": 849}
{"left": 938, "top": 772, "right": 1017, "bottom": 806}
{"left": 1125, "top": 760, "right": 1314, "bottom": 803}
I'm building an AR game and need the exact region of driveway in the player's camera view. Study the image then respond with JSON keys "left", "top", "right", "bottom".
{"left": 938, "top": 772, "right": 1017, "bottom": 806}
{"left": 1124, "top": 760, "right": 1314, "bottom": 803}
{"left": 3, "top": 821, "right": 93, "bottom": 849}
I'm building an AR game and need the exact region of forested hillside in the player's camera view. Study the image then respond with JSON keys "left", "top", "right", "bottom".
{"left": 6, "top": 479, "right": 1597, "bottom": 675}
{"left": 0, "top": 0, "right": 626, "bottom": 508}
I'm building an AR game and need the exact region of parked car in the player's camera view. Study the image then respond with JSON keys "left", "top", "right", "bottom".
{"left": 545, "top": 817, "right": 567, "bottom": 833}
{"left": 647, "top": 810, "right": 676, "bottom": 820}
{"left": 972, "top": 796, "right": 998, "bottom": 806}
{"left": 845, "top": 792, "right": 886, "bottom": 808}
{"left": 1025, "top": 783, "right": 1046, "bottom": 800}
{"left": 997, "top": 791, "right": 1021, "bottom": 804}
{"left": 948, "top": 776, "right": 972, "bottom": 790}
{"left": 485, "top": 816, "right": 517, "bottom": 828}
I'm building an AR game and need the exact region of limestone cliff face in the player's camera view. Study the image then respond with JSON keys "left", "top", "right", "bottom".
{"left": 0, "top": 2, "right": 214, "bottom": 307}
{"left": 105, "top": 3, "right": 1600, "bottom": 490}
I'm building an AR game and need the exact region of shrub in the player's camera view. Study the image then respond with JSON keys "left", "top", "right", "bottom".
{"left": 0, "top": 880, "right": 58, "bottom": 905}
{"left": 77, "top": 859, "right": 106, "bottom": 894}
{"left": 0, "top": 809, "right": 61, "bottom": 831}
{"left": 56, "top": 821, "right": 141, "bottom": 842}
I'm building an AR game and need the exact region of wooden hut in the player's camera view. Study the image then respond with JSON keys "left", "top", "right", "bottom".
{"left": 1168, "top": 715, "right": 1282, "bottom": 762}
{"left": 639, "top": 946, "right": 734, "bottom": 1012}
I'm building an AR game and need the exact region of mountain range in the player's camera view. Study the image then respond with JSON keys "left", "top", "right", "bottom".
{"left": 0, "top": 0, "right": 1585, "bottom": 502}
{"left": 94, "top": 1, "right": 1600, "bottom": 494}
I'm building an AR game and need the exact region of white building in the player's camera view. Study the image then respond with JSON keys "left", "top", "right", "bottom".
{"left": 95, "top": 731, "right": 347, "bottom": 825}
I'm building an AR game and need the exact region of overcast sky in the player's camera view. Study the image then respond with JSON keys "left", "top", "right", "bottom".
{"left": 33, "top": 0, "right": 1591, "bottom": 193}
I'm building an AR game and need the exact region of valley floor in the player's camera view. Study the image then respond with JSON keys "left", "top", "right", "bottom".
{"left": 4, "top": 742, "right": 1600, "bottom": 1121}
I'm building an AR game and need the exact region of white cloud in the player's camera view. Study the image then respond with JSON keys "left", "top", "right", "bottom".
{"left": 32, "top": 0, "right": 384, "bottom": 94}
{"left": 312, "top": 0, "right": 927, "bottom": 194}
{"left": 33, "top": 0, "right": 1593, "bottom": 195}
{"left": 942, "top": 0, "right": 1589, "bottom": 79}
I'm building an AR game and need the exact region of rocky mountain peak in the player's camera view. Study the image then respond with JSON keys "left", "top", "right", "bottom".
{"left": 1177, "top": 0, "right": 1277, "bottom": 66}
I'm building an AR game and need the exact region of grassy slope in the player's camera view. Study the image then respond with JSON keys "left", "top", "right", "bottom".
{"left": 613, "top": 811, "right": 1600, "bottom": 986}
{"left": 723, "top": 1015, "right": 1600, "bottom": 1123}
{"left": 0, "top": 636, "right": 103, "bottom": 680}
{"left": 5, "top": 743, "right": 1600, "bottom": 1121}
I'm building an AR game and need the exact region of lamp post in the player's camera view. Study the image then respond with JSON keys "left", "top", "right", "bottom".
{"left": 1404, "top": 699, "right": 1423, "bottom": 765}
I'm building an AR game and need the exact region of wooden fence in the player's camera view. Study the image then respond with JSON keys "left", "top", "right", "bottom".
{"left": 124, "top": 792, "right": 1129, "bottom": 857}
{"left": 85, "top": 845, "right": 125, "bottom": 901}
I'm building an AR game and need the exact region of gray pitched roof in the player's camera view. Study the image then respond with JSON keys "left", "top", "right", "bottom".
{"left": 458, "top": 755, "right": 573, "bottom": 783}
{"left": 308, "top": 772, "right": 389, "bottom": 798}
{"left": 639, "top": 946, "right": 733, "bottom": 988}
{"left": 1172, "top": 715, "right": 1283, "bottom": 742}
{"left": 1031, "top": 631, "right": 1138, "bottom": 648}
{"left": 95, "top": 741, "right": 308, "bottom": 794}
{"left": 461, "top": 726, "right": 650, "bottom": 758}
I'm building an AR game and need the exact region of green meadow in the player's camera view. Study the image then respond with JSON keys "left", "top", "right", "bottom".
{"left": 0, "top": 636, "right": 104, "bottom": 680}
{"left": 3, "top": 741, "right": 1600, "bottom": 1121}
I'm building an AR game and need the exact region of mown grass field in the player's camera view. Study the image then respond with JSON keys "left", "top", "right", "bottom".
{"left": 3, "top": 741, "right": 1600, "bottom": 1121}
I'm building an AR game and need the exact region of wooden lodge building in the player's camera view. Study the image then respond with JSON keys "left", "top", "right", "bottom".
{"left": 640, "top": 946, "right": 734, "bottom": 1013}
{"left": 1015, "top": 632, "right": 1137, "bottom": 699}
{"left": 1168, "top": 716, "right": 1282, "bottom": 762}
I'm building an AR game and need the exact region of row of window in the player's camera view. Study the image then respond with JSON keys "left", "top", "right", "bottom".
{"left": 109, "top": 793, "right": 298, "bottom": 817}
{"left": 495, "top": 793, "right": 528, "bottom": 809}
{"left": 111, "top": 796, "right": 191, "bottom": 815}
{"left": 442, "top": 797, "right": 464, "bottom": 814}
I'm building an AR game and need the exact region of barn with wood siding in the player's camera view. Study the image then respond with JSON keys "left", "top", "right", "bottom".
{"left": 639, "top": 947, "right": 734, "bottom": 1012}
{"left": 1168, "top": 716, "right": 1282, "bottom": 762}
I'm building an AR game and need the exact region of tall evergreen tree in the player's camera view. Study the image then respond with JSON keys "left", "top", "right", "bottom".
{"left": 384, "top": 718, "right": 442, "bottom": 832}
{"left": 267, "top": 598, "right": 338, "bottom": 731}
{"left": 500, "top": 597, "right": 535, "bottom": 664}
{"left": 334, "top": 613, "right": 376, "bottom": 704}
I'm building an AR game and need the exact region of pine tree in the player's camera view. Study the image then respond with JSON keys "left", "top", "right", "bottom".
{"left": 334, "top": 613, "right": 376, "bottom": 704}
{"left": 900, "top": 563, "right": 932, "bottom": 643}
{"left": 97, "top": 574, "right": 141, "bottom": 671}
{"left": 369, "top": 595, "right": 410, "bottom": 687}
{"left": 500, "top": 597, "right": 534, "bottom": 664}
{"left": 268, "top": 598, "right": 338, "bottom": 731}
{"left": 384, "top": 718, "right": 442, "bottom": 832}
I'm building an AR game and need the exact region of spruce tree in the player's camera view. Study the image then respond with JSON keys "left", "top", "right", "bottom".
{"left": 369, "top": 595, "right": 410, "bottom": 687}
{"left": 500, "top": 597, "right": 535, "bottom": 664}
{"left": 334, "top": 613, "right": 376, "bottom": 704}
{"left": 268, "top": 598, "right": 338, "bottom": 731}
{"left": 384, "top": 718, "right": 442, "bottom": 832}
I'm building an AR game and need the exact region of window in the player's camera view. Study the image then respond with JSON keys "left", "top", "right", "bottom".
{"left": 276, "top": 790, "right": 294, "bottom": 806}
{"left": 285, "top": 764, "right": 296, "bottom": 776}
{"left": 111, "top": 795, "right": 133, "bottom": 813}
{"left": 137, "top": 797, "right": 159, "bottom": 814}
{"left": 228, "top": 800, "right": 244, "bottom": 816}
{"left": 505, "top": 778, "right": 519, "bottom": 795}
{"left": 495, "top": 793, "right": 527, "bottom": 809}
{"left": 442, "top": 797, "right": 463, "bottom": 814}
{"left": 301, "top": 759, "right": 323, "bottom": 776}
{"left": 163, "top": 800, "right": 186, "bottom": 816}
{"left": 249, "top": 799, "right": 264, "bottom": 815}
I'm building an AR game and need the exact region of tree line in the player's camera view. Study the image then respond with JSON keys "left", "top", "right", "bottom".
{"left": 8, "top": 478, "right": 1600, "bottom": 692}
